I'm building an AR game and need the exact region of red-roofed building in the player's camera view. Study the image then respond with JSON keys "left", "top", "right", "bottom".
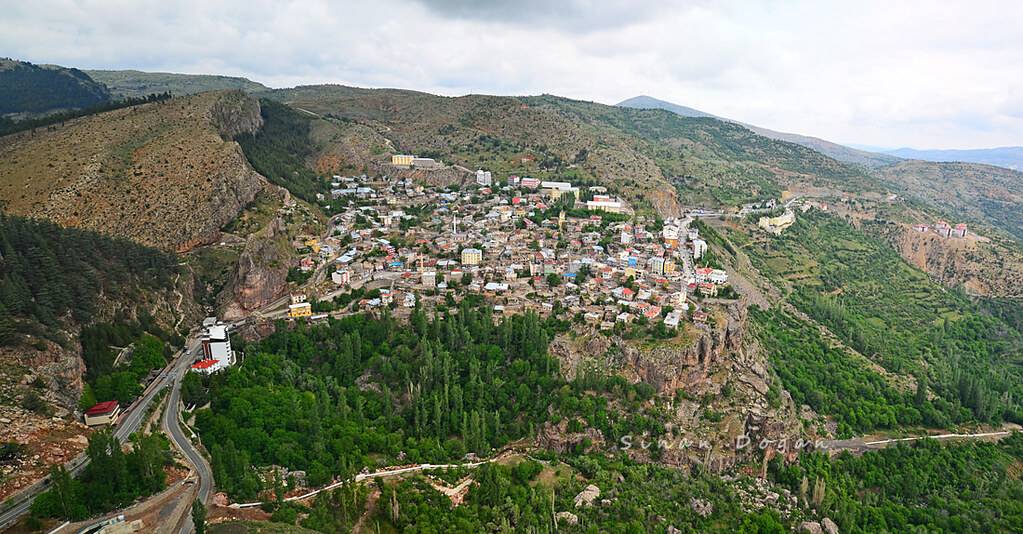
{"left": 84, "top": 400, "right": 120, "bottom": 426}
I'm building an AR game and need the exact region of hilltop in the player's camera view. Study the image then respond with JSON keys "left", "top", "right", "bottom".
{"left": 87, "top": 69, "right": 269, "bottom": 99}
{"left": 617, "top": 94, "right": 900, "bottom": 168}
{"left": 269, "top": 85, "right": 881, "bottom": 212}
{"left": 0, "top": 58, "right": 111, "bottom": 117}
{"left": 876, "top": 159, "right": 1023, "bottom": 244}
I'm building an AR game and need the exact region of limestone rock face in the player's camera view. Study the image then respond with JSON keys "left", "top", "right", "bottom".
{"left": 211, "top": 90, "right": 263, "bottom": 139}
{"left": 221, "top": 215, "right": 290, "bottom": 319}
{"left": 622, "top": 303, "right": 746, "bottom": 395}
{"left": 3, "top": 341, "right": 84, "bottom": 412}
{"left": 821, "top": 517, "right": 840, "bottom": 534}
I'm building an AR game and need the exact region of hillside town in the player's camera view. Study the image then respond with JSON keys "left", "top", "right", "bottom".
{"left": 279, "top": 161, "right": 734, "bottom": 339}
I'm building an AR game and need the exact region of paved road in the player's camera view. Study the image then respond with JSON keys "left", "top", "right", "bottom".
{"left": 160, "top": 337, "right": 214, "bottom": 534}
{"left": 0, "top": 339, "right": 197, "bottom": 530}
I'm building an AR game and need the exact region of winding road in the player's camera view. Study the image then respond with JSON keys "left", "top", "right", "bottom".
{"left": 0, "top": 337, "right": 199, "bottom": 530}
{"left": 161, "top": 337, "right": 215, "bottom": 534}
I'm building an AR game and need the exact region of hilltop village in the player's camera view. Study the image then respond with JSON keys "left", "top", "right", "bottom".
{"left": 274, "top": 155, "right": 741, "bottom": 340}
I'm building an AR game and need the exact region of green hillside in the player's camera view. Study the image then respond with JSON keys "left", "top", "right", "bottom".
{"left": 0, "top": 58, "right": 111, "bottom": 116}
{"left": 87, "top": 69, "right": 268, "bottom": 98}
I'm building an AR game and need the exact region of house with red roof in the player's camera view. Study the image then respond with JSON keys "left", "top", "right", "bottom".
{"left": 84, "top": 400, "right": 120, "bottom": 426}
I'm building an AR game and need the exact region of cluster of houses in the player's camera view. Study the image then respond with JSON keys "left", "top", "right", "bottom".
{"left": 913, "top": 220, "right": 968, "bottom": 239}
{"left": 285, "top": 163, "right": 735, "bottom": 335}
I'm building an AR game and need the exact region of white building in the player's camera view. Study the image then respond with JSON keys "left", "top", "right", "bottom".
{"left": 692, "top": 239, "right": 708, "bottom": 260}
{"left": 193, "top": 319, "right": 235, "bottom": 374}
{"left": 664, "top": 311, "right": 682, "bottom": 329}
{"left": 708, "top": 269, "right": 729, "bottom": 284}
{"left": 586, "top": 195, "right": 624, "bottom": 213}
{"left": 331, "top": 270, "right": 351, "bottom": 286}
{"left": 475, "top": 169, "right": 493, "bottom": 186}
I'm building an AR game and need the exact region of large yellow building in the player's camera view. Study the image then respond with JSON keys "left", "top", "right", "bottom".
{"left": 461, "top": 248, "right": 482, "bottom": 266}
{"left": 391, "top": 154, "right": 415, "bottom": 167}
{"left": 288, "top": 302, "right": 312, "bottom": 318}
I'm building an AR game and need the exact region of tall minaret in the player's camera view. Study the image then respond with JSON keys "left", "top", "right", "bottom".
{"left": 453, "top": 215, "right": 459, "bottom": 235}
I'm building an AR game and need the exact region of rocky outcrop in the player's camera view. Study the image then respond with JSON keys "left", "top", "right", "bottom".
{"left": 536, "top": 418, "right": 605, "bottom": 454}
{"left": 690, "top": 497, "right": 713, "bottom": 518}
{"left": 0, "top": 341, "right": 84, "bottom": 413}
{"left": 555, "top": 512, "right": 578, "bottom": 525}
{"left": 798, "top": 521, "right": 824, "bottom": 534}
{"left": 878, "top": 224, "right": 1023, "bottom": 298}
{"left": 573, "top": 484, "right": 600, "bottom": 508}
{"left": 623, "top": 303, "right": 746, "bottom": 395}
{"left": 210, "top": 90, "right": 263, "bottom": 139}
{"left": 220, "top": 215, "right": 290, "bottom": 319}
{"left": 549, "top": 298, "right": 804, "bottom": 471}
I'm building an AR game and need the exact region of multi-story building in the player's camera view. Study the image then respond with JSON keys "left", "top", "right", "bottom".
{"left": 331, "top": 269, "right": 350, "bottom": 286}
{"left": 586, "top": 195, "right": 624, "bottom": 213}
{"left": 476, "top": 169, "right": 493, "bottom": 186}
{"left": 692, "top": 239, "right": 708, "bottom": 260}
{"left": 461, "top": 247, "right": 483, "bottom": 266}
{"left": 193, "top": 318, "right": 236, "bottom": 374}
{"left": 391, "top": 154, "right": 415, "bottom": 167}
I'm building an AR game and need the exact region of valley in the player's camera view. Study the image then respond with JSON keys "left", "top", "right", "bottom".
{"left": 0, "top": 60, "right": 1022, "bottom": 534}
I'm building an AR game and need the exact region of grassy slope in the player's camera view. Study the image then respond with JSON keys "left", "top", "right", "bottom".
{"left": 0, "top": 91, "right": 264, "bottom": 251}
{"left": 86, "top": 69, "right": 268, "bottom": 98}
{"left": 267, "top": 85, "right": 884, "bottom": 214}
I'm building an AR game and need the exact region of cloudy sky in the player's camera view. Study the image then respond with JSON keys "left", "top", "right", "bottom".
{"left": 4, "top": 0, "right": 1021, "bottom": 149}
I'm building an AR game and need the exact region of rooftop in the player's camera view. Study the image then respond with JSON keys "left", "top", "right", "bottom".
{"left": 85, "top": 400, "right": 119, "bottom": 416}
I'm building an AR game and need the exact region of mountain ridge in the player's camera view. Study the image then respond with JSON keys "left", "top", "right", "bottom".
{"left": 617, "top": 94, "right": 901, "bottom": 168}
{"left": 881, "top": 146, "right": 1023, "bottom": 171}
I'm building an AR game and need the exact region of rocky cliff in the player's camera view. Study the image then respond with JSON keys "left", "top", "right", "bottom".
{"left": 220, "top": 214, "right": 291, "bottom": 319}
{"left": 548, "top": 301, "right": 803, "bottom": 471}
{"left": 882, "top": 224, "right": 1023, "bottom": 298}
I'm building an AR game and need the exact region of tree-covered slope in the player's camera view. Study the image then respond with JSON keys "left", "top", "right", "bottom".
{"left": 617, "top": 94, "right": 900, "bottom": 169}
{"left": 0, "top": 58, "right": 111, "bottom": 116}
{"left": 0, "top": 214, "right": 180, "bottom": 346}
{"left": 748, "top": 210, "right": 1023, "bottom": 424}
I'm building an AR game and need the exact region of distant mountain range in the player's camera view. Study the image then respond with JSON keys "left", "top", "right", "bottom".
{"left": 617, "top": 95, "right": 900, "bottom": 168}
{"left": 880, "top": 146, "right": 1023, "bottom": 171}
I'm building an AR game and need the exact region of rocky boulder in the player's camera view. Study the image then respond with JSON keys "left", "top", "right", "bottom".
{"left": 574, "top": 484, "right": 600, "bottom": 508}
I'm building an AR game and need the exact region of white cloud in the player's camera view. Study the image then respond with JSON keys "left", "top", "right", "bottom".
{"left": 1, "top": 0, "right": 1020, "bottom": 148}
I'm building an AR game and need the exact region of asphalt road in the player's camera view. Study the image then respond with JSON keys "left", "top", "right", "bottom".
{"left": 0, "top": 336, "right": 200, "bottom": 530}
{"left": 161, "top": 338, "right": 214, "bottom": 534}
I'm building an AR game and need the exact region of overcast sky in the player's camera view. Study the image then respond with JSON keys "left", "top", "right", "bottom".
{"left": 3, "top": 0, "right": 1021, "bottom": 149}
